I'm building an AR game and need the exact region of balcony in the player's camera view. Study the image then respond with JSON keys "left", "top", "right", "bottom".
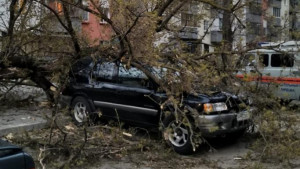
{"left": 211, "top": 31, "right": 222, "bottom": 43}
{"left": 246, "top": 13, "right": 261, "bottom": 23}
{"left": 248, "top": 0, "right": 263, "bottom": 16}
{"left": 178, "top": 27, "right": 199, "bottom": 40}
{"left": 268, "top": 0, "right": 281, "bottom": 7}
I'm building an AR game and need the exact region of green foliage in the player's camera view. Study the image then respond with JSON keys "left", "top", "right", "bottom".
{"left": 251, "top": 97, "right": 300, "bottom": 163}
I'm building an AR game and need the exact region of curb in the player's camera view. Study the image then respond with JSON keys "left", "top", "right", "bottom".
{"left": 0, "top": 120, "right": 48, "bottom": 137}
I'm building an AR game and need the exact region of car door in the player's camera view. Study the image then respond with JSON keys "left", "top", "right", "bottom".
{"left": 113, "top": 64, "right": 160, "bottom": 126}
{"left": 89, "top": 61, "right": 121, "bottom": 118}
{"left": 89, "top": 61, "right": 160, "bottom": 126}
{"left": 266, "top": 53, "right": 298, "bottom": 100}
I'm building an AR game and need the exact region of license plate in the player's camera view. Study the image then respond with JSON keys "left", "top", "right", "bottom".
{"left": 237, "top": 111, "right": 250, "bottom": 121}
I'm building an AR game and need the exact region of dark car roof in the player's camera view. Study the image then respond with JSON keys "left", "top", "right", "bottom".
{"left": 0, "top": 139, "right": 20, "bottom": 150}
{"left": 0, "top": 139, "right": 35, "bottom": 169}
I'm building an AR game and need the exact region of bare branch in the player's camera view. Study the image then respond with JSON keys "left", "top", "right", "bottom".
{"left": 36, "top": 0, "right": 69, "bottom": 31}
{"left": 156, "top": 0, "right": 187, "bottom": 32}
{"left": 195, "top": 0, "right": 230, "bottom": 12}
{"left": 157, "top": 0, "right": 176, "bottom": 17}
{"left": 61, "top": 2, "right": 81, "bottom": 57}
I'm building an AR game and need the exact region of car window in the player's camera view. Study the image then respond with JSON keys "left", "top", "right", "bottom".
{"left": 71, "top": 57, "right": 93, "bottom": 73}
{"left": 259, "top": 54, "right": 269, "bottom": 67}
{"left": 93, "top": 62, "right": 118, "bottom": 82}
{"left": 118, "top": 64, "right": 149, "bottom": 88}
{"left": 150, "top": 67, "right": 167, "bottom": 79}
{"left": 241, "top": 54, "right": 255, "bottom": 66}
{"left": 271, "top": 54, "right": 294, "bottom": 67}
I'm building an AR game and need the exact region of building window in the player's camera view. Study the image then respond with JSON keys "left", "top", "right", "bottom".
{"left": 181, "top": 1, "right": 199, "bottom": 27}
{"left": 250, "top": 23, "right": 261, "bottom": 35}
{"left": 249, "top": 1, "right": 262, "bottom": 15}
{"left": 273, "top": 7, "right": 280, "bottom": 17}
{"left": 181, "top": 13, "right": 199, "bottom": 27}
{"left": 219, "top": 18, "right": 223, "bottom": 30}
{"left": 184, "top": 42, "right": 198, "bottom": 53}
{"left": 82, "top": 11, "right": 89, "bottom": 22}
{"left": 204, "top": 44, "right": 209, "bottom": 53}
{"left": 204, "top": 20, "right": 209, "bottom": 30}
{"left": 100, "top": 7, "right": 109, "bottom": 23}
{"left": 100, "top": 40, "right": 110, "bottom": 45}
{"left": 182, "top": 1, "right": 199, "bottom": 13}
{"left": 53, "top": 1, "right": 63, "bottom": 14}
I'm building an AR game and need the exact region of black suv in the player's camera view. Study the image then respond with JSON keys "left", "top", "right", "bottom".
{"left": 0, "top": 139, "right": 35, "bottom": 169}
{"left": 61, "top": 57, "right": 252, "bottom": 154}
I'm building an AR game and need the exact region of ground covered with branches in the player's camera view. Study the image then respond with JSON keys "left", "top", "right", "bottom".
{"left": 1, "top": 91, "right": 299, "bottom": 169}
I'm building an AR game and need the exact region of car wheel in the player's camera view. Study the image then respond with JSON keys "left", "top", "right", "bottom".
{"left": 71, "top": 96, "right": 93, "bottom": 125}
{"left": 162, "top": 115, "right": 194, "bottom": 155}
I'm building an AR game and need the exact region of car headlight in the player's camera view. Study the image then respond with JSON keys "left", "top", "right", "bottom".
{"left": 203, "top": 102, "right": 228, "bottom": 113}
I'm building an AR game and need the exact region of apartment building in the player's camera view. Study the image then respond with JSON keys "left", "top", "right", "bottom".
{"left": 156, "top": 0, "right": 295, "bottom": 51}
{"left": 290, "top": 0, "right": 300, "bottom": 40}
{"left": 265, "top": 0, "right": 290, "bottom": 42}
{"left": 45, "top": 0, "right": 298, "bottom": 47}
{"left": 155, "top": 1, "right": 213, "bottom": 53}
{"left": 209, "top": 0, "right": 290, "bottom": 48}
{"left": 80, "top": 0, "right": 112, "bottom": 45}
{"left": 1, "top": 0, "right": 297, "bottom": 53}
{"left": 177, "top": 2, "right": 212, "bottom": 53}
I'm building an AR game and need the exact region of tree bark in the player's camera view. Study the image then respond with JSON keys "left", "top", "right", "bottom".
{"left": 221, "top": 0, "right": 234, "bottom": 71}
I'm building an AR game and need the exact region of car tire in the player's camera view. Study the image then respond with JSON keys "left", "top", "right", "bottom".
{"left": 71, "top": 96, "right": 95, "bottom": 126}
{"left": 162, "top": 115, "right": 194, "bottom": 155}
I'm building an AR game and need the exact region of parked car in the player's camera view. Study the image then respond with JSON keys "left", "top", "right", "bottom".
{"left": 61, "top": 57, "right": 252, "bottom": 154}
{"left": 237, "top": 41, "right": 300, "bottom": 101}
{"left": 0, "top": 139, "right": 35, "bottom": 169}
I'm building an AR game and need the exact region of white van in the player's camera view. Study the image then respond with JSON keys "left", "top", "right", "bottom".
{"left": 237, "top": 41, "right": 300, "bottom": 101}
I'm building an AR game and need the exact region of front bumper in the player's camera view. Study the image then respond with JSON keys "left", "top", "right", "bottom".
{"left": 196, "top": 109, "right": 253, "bottom": 136}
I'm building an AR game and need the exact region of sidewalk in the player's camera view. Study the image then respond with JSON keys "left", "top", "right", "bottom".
{"left": 0, "top": 85, "right": 50, "bottom": 136}
{"left": 0, "top": 106, "right": 49, "bottom": 136}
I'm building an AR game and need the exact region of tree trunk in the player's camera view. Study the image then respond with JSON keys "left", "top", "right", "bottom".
{"left": 221, "top": 0, "right": 234, "bottom": 71}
